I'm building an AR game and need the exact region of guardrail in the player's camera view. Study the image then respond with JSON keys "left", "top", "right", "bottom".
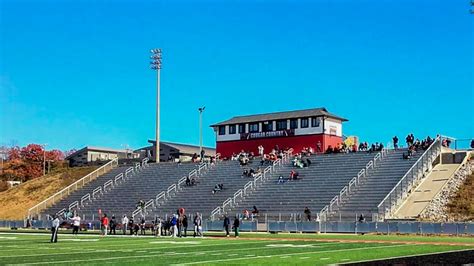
{"left": 210, "top": 150, "right": 293, "bottom": 220}
{"left": 28, "top": 158, "right": 119, "bottom": 218}
{"left": 319, "top": 144, "right": 391, "bottom": 221}
{"left": 377, "top": 137, "right": 441, "bottom": 220}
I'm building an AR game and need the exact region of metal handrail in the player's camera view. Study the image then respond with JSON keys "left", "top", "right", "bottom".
{"left": 319, "top": 146, "right": 389, "bottom": 221}
{"left": 377, "top": 137, "right": 441, "bottom": 220}
{"left": 27, "top": 158, "right": 118, "bottom": 218}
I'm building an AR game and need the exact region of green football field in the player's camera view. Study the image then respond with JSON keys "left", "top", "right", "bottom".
{"left": 0, "top": 232, "right": 472, "bottom": 265}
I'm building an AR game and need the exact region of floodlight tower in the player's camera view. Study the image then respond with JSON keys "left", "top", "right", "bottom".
{"left": 198, "top": 107, "right": 206, "bottom": 156}
{"left": 150, "top": 49, "right": 162, "bottom": 163}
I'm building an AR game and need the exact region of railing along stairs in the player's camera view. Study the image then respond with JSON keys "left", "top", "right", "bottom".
{"left": 319, "top": 143, "right": 391, "bottom": 222}
{"left": 28, "top": 158, "right": 120, "bottom": 219}
{"left": 377, "top": 137, "right": 442, "bottom": 220}
{"left": 210, "top": 149, "right": 293, "bottom": 220}
{"left": 132, "top": 158, "right": 218, "bottom": 219}
{"left": 52, "top": 158, "right": 149, "bottom": 219}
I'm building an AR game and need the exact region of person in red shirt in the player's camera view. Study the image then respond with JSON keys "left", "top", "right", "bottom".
{"left": 101, "top": 214, "right": 109, "bottom": 236}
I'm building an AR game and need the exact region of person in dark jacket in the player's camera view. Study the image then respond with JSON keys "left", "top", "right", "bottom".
{"left": 232, "top": 216, "right": 240, "bottom": 238}
{"left": 182, "top": 215, "right": 188, "bottom": 237}
{"left": 109, "top": 216, "right": 117, "bottom": 235}
{"left": 223, "top": 215, "right": 231, "bottom": 237}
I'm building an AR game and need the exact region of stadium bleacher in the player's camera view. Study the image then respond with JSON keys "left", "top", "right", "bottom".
{"left": 227, "top": 152, "right": 377, "bottom": 220}
{"left": 42, "top": 163, "right": 199, "bottom": 219}
{"left": 40, "top": 148, "right": 425, "bottom": 223}
{"left": 332, "top": 149, "right": 423, "bottom": 221}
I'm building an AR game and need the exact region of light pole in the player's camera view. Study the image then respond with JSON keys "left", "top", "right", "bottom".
{"left": 150, "top": 49, "right": 162, "bottom": 163}
{"left": 198, "top": 107, "right": 205, "bottom": 156}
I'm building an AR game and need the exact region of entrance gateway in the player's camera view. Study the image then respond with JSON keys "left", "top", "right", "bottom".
{"left": 210, "top": 107, "right": 348, "bottom": 158}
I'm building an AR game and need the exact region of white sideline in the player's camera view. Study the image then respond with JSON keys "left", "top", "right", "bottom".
{"left": 6, "top": 243, "right": 411, "bottom": 265}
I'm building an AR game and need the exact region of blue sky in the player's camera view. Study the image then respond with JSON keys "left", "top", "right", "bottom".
{"left": 0, "top": 0, "right": 473, "bottom": 151}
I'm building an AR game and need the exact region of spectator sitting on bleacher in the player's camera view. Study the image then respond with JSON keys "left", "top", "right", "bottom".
{"left": 242, "top": 169, "right": 249, "bottom": 178}
{"left": 243, "top": 209, "right": 250, "bottom": 220}
{"left": 325, "top": 145, "right": 334, "bottom": 154}
{"left": 402, "top": 152, "right": 411, "bottom": 160}
{"left": 277, "top": 175, "right": 285, "bottom": 184}
{"left": 252, "top": 206, "right": 259, "bottom": 218}
{"left": 289, "top": 170, "right": 299, "bottom": 180}
{"left": 212, "top": 183, "right": 224, "bottom": 194}
{"left": 192, "top": 153, "right": 199, "bottom": 162}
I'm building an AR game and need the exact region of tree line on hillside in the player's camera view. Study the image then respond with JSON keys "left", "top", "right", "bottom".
{"left": 0, "top": 144, "right": 76, "bottom": 192}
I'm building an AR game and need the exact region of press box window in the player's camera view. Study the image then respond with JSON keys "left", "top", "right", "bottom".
{"left": 229, "top": 125, "right": 236, "bottom": 134}
{"left": 311, "top": 117, "right": 320, "bottom": 127}
{"left": 290, "top": 119, "right": 298, "bottom": 129}
{"left": 238, "top": 124, "right": 245, "bottom": 133}
{"left": 301, "top": 118, "right": 309, "bottom": 128}
{"left": 218, "top": 126, "right": 226, "bottom": 135}
{"left": 276, "top": 120, "right": 287, "bottom": 130}
{"left": 262, "top": 121, "right": 273, "bottom": 132}
{"left": 249, "top": 123, "right": 259, "bottom": 133}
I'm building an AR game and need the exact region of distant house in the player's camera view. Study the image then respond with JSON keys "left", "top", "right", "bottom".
{"left": 65, "top": 146, "right": 139, "bottom": 167}
{"left": 135, "top": 140, "right": 216, "bottom": 162}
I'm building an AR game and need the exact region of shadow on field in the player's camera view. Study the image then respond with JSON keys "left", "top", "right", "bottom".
{"left": 346, "top": 249, "right": 474, "bottom": 265}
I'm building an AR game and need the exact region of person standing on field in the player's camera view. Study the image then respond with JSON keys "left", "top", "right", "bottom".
{"left": 194, "top": 213, "right": 202, "bottom": 237}
{"left": 101, "top": 214, "right": 109, "bottom": 237}
{"left": 50, "top": 215, "right": 60, "bottom": 243}
{"left": 223, "top": 215, "right": 231, "bottom": 237}
{"left": 232, "top": 216, "right": 240, "bottom": 238}
{"left": 122, "top": 215, "right": 129, "bottom": 235}
{"left": 72, "top": 214, "right": 80, "bottom": 235}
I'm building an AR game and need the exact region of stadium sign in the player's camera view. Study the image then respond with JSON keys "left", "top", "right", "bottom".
{"left": 240, "top": 129, "right": 295, "bottom": 140}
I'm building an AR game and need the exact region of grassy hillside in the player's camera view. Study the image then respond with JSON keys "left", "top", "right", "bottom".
{"left": 446, "top": 172, "right": 474, "bottom": 221}
{"left": 0, "top": 166, "right": 97, "bottom": 220}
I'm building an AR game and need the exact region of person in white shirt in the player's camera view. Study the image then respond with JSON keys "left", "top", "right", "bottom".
{"left": 258, "top": 145, "right": 264, "bottom": 157}
{"left": 72, "top": 215, "right": 81, "bottom": 235}
{"left": 51, "top": 215, "right": 60, "bottom": 243}
{"left": 122, "top": 215, "right": 129, "bottom": 235}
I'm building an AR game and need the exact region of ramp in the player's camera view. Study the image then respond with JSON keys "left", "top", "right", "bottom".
{"left": 394, "top": 160, "right": 464, "bottom": 219}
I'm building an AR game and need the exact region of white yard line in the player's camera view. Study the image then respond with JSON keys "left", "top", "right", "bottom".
{"left": 172, "top": 244, "right": 414, "bottom": 265}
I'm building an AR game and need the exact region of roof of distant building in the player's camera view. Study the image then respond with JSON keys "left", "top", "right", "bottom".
{"left": 210, "top": 107, "right": 348, "bottom": 127}
{"left": 65, "top": 146, "right": 133, "bottom": 160}
{"left": 140, "top": 141, "right": 216, "bottom": 155}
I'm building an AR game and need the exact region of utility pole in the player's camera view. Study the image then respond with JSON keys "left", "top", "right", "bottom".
{"left": 150, "top": 49, "right": 162, "bottom": 163}
{"left": 198, "top": 107, "right": 206, "bottom": 155}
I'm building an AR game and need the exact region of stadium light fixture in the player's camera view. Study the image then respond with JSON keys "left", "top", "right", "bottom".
{"left": 198, "top": 107, "right": 206, "bottom": 157}
{"left": 150, "top": 48, "right": 162, "bottom": 163}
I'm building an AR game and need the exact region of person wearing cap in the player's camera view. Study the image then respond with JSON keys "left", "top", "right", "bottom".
{"left": 50, "top": 215, "right": 60, "bottom": 243}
